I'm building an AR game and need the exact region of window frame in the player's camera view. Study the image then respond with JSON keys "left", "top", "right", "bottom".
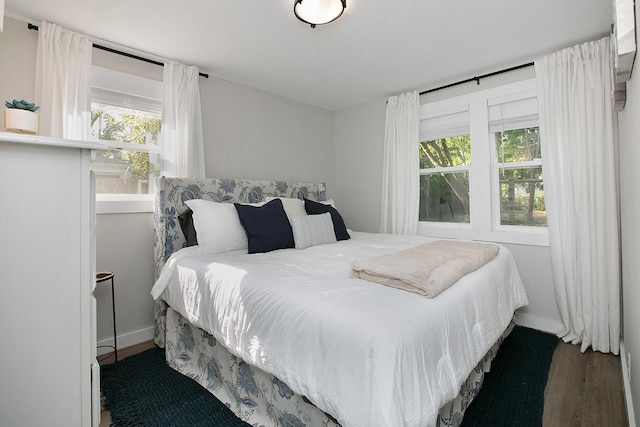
{"left": 418, "top": 78, "right": 549, "bottom": 247}
{"left": 90, "top": 65, "right": 163, "bottom": 214}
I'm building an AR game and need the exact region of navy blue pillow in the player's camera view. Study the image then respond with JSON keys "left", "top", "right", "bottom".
{"left": 304, "top": 198, "right": 350, "bottom": 241}
{"left": 178, "top": 207, "right": 198, "bottom": 247}
{"left": 234, "top": 198, "right": 295, "bottom": 254}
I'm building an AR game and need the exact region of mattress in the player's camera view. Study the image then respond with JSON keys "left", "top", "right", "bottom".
{"left": 152, "top": 231, "right": 528, "bottom": 427}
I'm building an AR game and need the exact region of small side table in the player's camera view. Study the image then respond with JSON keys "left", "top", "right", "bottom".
{"left": 96, "top": 271, "right": 118, "bottom": 362}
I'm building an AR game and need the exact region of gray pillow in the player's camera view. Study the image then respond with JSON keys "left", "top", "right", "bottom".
{"left": 290, "top": 212, "right": 337, "bottom": 249}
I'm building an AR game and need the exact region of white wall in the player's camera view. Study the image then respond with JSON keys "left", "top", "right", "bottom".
{"left": 617, "top": 4, "right": 640, "bottom": 424}
{"left": 334, "top": 99, "right": 386, "bottom": 232}
{"left": 0, "top": 17, "right": 36, "bottom": 105}
{"left": 94, "top": 213, "right": 156, "bottom": 347}
{"left": 200, "top": 77, "right": 334, "bottom": 186}
{"left": 333, "top": 74, "right": 563, "bottom": 333}
{"left": 0, "top": 16, "right": 336, "bottom": 348}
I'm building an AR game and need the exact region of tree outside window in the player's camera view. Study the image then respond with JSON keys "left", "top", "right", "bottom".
{"left": 495, "top": 127, "right": 546, "bottom": 227}
{"left": 91, "top": 103, "right": 161, "bottom": 194}
{"left": 419, "top": 134, "right": 471, "bottom": 223}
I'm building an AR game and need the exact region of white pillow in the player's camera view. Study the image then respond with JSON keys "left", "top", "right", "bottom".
{"left": 184, "top": 199, "right": 248, "bottom": 252}
{"left": 289, "top": 212, "right": 337, "bottom": 249}
{"left": 265, "top": 197, "right": 307, "bottom": 220}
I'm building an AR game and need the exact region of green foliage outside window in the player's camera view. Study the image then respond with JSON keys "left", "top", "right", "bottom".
{"left": 91, "top": 103, "right": 161, "bottom": 181}
{"left": 419, "top": 128, "right": 546, "bottom": 226}
{"left": 496, "top": 127, "right": 545, "bottom": 226}
{"left": 495, "top": 127, "right": 540, "bottom": 163}
{"left": 419, "top": 135, "right": 471, "bottom": 222}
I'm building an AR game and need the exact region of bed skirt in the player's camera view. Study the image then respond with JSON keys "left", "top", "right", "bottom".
{"left": 164, "top": 307, "right": 514, "bottom": 427}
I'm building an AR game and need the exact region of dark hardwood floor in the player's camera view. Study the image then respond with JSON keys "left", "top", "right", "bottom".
{"left": 100, "top": 339, "right": 629, "bottom": 426}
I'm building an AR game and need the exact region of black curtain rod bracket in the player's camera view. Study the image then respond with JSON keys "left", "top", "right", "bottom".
{"left": 28, "top": 23, "right": 209, "bottom": 78}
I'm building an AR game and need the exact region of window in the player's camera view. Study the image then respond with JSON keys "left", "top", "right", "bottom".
{"left": 489, "top": 91, "right": 545, "bottom": 228}
{"left": 419, "top": 79, "right": 548, "bottom": 246}
{"left": 419, "top": 105, "right": 471, "bottom": 223}
{"left": 90, "top": 66, "right": 163, "bottom": 212}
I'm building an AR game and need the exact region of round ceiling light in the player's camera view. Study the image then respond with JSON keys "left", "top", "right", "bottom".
{"left": 294, "top": 0, "right": 346, "bottom": 28}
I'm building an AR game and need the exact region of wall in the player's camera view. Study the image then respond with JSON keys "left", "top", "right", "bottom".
{"left": 333, "top": 73, "right": 563, "bottom": 333}
{"left": 0, "top": 16, "right": 335, "bottom": 349}
{"left": 0, "top": 17, "right": 36, "bottom": 105}
{"left": 617, "top": 3, "right": 640, "bottom": 424}
{"left": 334, "top": 99, "right": 386, "bottom": 232}
{"left": 200, "top": 78, "right": 334, "bottom": 186}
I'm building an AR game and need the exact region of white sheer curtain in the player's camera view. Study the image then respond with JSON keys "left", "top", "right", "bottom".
{"left": 34, "top": 21, "right": 92, "bottom": 139}
{"left": 535, "top": 36, "right": 620, "bottom": 354}
{"left": 162, "top": 62, "right": 205, "bottom": 178}
{"left": 380, "top": 91, "right": 420, "bottom": 235}
{"left": 0, "top": 0, "right": 5, "bottom": 32}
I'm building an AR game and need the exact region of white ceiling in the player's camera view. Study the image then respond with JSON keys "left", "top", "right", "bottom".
{"left": 5, "top": 0, "right": 612, "bottom": 111}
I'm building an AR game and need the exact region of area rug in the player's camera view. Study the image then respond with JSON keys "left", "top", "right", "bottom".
{"left": 101, "top": 326, "right": 558, "bottom": 427}
{"left": 461, "top": 325, "right": 559, "bottom": 426}
{"left": 101, "top": 346, "right": 249, "bottom": 427}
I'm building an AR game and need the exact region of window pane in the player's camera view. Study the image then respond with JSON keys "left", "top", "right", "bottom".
{"left": 419, "top": 172, "right": 470, "bottom": 223}
{"left": 420, "top": 134, "right": 471, "bottom": 169}
{"left": 91, "top": 103, "right": 162, "bottom": 194}
{"left": 92, "top": 149, "right": 160, "bottom": 194}
{"left": 495, "top": 127, "right": 540, "bottom": 163}
{"left": 499, "top": 167, "right": 546, "bottom": 227}
{"left": 91, "top": 103, "right": 161, "bottom": 145}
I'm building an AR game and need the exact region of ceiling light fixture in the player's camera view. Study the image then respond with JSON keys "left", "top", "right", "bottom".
{"left": 294, "top": 0, "right": 346, "bottom": 28}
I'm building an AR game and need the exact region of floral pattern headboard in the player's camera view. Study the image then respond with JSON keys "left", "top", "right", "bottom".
{"left": 153, "top": 177, "right": 327, "bottom": 280}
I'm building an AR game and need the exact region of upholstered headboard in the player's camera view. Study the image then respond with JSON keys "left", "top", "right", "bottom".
{"left": 153, "top": 177, "right": 327, "bottom": 280}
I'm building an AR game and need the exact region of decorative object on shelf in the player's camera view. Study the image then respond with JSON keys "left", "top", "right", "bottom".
{"left": 294, "top": 0, "right": 346, "bottom": 28}
{"left": 3, "top": 99, "right": 40, "bottom": 134}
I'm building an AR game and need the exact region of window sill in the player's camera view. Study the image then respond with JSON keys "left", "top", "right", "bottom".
{"left": 96, "top": 194, "right": 154, "bottom": 214}
{"left": 418, "top": 222, "right": 549, "bottom": 247}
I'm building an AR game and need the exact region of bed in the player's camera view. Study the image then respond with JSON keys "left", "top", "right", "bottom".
{"left": 152, "top": 177, "right": 528, "bottom": 427}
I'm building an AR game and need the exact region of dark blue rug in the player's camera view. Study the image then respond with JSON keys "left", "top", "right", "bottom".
{"left": 101, "top": 347, "right": 249, "bottom": 427}
{"left": 461, "top": 326, "right": 559, "bottom": 427}
{"left": 101, "top": 326, "right": 558, "bottom": 426}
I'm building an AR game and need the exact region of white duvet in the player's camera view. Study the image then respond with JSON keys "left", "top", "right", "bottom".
{"left": 152, "top": 232, "right": 528, "bottom": 427}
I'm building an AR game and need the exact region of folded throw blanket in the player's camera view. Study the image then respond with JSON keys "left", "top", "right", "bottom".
{"left": 350, "top": 240, "right": 500, "bottom": 298}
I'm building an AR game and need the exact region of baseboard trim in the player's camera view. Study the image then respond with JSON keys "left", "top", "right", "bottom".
{"left": 97, "top": 326, "right": 155, "bottom": 355}
{"left": 621, "top": 340, "right": 637, "bottom": 427}
{"left": 514, "top": 313, "right": 564, "bottom": 335}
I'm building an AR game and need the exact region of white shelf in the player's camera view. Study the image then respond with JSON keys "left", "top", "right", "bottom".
{"left": 0, "top": 131, "right": 107, "bottom": 150}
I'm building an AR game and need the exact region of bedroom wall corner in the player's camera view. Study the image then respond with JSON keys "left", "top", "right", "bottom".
{"left": 617, "top": 3, "right": 640, "bottom": 424}
{"left": 94, "top": 213, "right": 155, "bottom": 347}
{"left": 334, "top": 98, "right": 387, "bottom": 233}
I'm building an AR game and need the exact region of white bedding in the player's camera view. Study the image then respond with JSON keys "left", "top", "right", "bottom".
{"left": 151, "top": 232, "right": 528, "bottom": 427}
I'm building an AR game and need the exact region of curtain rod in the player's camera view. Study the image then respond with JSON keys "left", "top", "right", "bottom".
{"left": 27, "top": 23, "right": 209, "bottom": 78}
{"left": 419, "top": 62, "right": 534, "bottom": 95}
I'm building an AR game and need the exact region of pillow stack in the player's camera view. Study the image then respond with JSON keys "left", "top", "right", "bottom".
{"left": 180, "top": 196, "right": 350, "bottom": 254}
